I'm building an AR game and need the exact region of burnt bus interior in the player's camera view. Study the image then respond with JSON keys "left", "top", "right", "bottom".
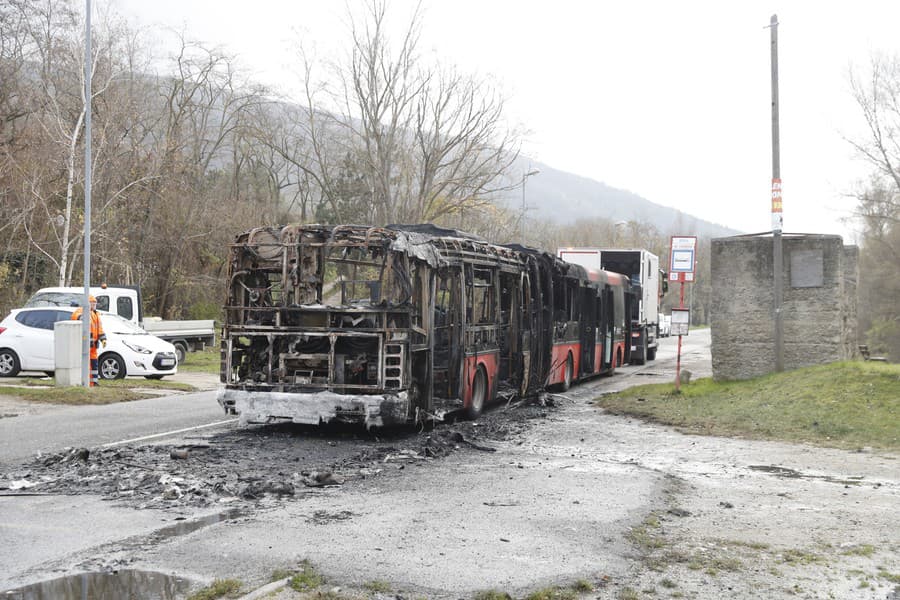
{"left": 220, "top": 225, "right": 627, "bottom": 426}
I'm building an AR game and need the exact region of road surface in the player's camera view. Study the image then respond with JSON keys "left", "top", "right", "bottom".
{"left": 4, "top": 330, "right": 897, "bottom": 599}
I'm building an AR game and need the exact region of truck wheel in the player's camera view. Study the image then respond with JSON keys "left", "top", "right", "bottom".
{"left": 0, "top": 349, "right": 21, "bottom": 377}
{"left": 647, "top": 346, "right": 657, "bottom": 361}
{"left": 174, "top": 342, "right": 187, "bottom": 365}
{"left": 99, "top": 353, "right": 126, "bottom": 380}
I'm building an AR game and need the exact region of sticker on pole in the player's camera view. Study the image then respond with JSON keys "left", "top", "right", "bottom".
{"left": 771, "top": 178, "right": 783, "bottom": 232}
{"left": 668, "top": 236, "right": 697, "bottom": 283}
{"left": 671, "top": 308, "right": 690, "bottom": 336}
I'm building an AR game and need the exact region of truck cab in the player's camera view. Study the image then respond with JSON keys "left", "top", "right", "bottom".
{"left": 25, "top": 286, "right": 141, "bottom": 324}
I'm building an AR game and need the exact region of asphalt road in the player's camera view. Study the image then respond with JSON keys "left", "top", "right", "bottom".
{"left": 0, "top": 331, "right": 714, "bottom": 597}
{"left": 0, "top": 389, "right": 228, "bottom": 467}
{"left": 0, "top": 333, "right": 707, "bottom": 468}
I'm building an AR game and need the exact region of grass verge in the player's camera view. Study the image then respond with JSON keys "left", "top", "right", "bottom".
{"left": 0, "top": 385, "right": 156, "bottom": 404}
{"left": 177, "top": 348, "right": 220, "bottom": 374}
{"left": 186, "top": 578, "right": 242, "bottom": 600}
{"left": 0, "top": 375, "right": 194, "bottom": 404}
{"left": 596, "top": 361, "right": 900, "bottom": 450}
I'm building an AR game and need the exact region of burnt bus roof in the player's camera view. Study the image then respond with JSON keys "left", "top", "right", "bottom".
{"left": 386, "top": 223, "right": 486, "bottom": 241}
{"left": 229, "top": 224, "right": 628, "bottom": 287}
{"left": 230, "top": 224, "right": 522, "bottom": 269}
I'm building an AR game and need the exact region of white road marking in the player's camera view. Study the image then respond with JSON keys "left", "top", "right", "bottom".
{"left": 101, "top": 419, "right": 238, "bottom": 448}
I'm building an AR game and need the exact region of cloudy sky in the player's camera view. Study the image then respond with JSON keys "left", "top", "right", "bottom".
{"left": 115, "top": 0, "right": 900, "bottom": 240}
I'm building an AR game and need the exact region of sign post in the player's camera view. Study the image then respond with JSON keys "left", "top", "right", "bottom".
{"left": 669, "top": 236, "right": 697, "bottom": 392}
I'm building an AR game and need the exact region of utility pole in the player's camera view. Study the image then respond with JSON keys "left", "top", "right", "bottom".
{"left": 770, "top": 13, "right": 784, "bottom": 372}
{"left": 81, "top": 0, "right": 93, "bottom": 387}
{"left": 521, "top": 169, "right": 540, "bottom": 246}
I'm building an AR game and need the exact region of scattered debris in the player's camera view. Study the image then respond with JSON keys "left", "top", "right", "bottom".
{"left": 306, "top": 510, "right": 357, "bottom": 525}
{"left": 9, "top": 479, "right": 38, "bottom": 490}
{"left": 301, "top": 471, "right": 343, "bottom": 488}
{"left": 4, "top": 399, "right": 553, "bottom": 509}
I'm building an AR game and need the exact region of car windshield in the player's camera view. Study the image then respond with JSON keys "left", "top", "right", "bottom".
{"left": 25, "top": 292, "right": 82, "bottom": 308}
{"left": 100, "top": 312, "right": 146, "bottom": 335}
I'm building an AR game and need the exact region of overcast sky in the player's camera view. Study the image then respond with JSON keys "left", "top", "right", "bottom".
{"left": 115, "top": 0, "right": 900, "bottom": 241}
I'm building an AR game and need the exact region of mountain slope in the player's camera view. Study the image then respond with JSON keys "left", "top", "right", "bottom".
{"left": 512, "top": 159, "right": 740, "bottom": 239}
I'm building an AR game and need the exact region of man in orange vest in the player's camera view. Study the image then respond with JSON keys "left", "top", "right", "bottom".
{"left": 71, "top": 296, "right": 107, "bottom": 386}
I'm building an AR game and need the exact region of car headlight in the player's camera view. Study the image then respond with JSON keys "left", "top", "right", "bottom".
{"left": 123, "top": 341, "right": 152, "bottom": 354}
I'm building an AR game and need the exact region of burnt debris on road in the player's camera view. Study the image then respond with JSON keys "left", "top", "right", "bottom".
{"left": 1, "top": 397, "right": 558, "bottom": 509}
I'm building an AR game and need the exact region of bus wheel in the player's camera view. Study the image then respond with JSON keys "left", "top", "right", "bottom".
{"left": 465, "top": 366, "right": 487, "bottom": 419}
{"left": 559, "top": 353, "right": 573, "bottom": 392}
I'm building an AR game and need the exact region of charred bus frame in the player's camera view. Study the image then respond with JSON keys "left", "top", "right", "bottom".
{"left": 218, "top": 224, "right": 628, "bottom": 428}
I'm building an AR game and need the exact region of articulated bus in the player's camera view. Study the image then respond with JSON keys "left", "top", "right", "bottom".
{"left": 217, "top": 224, "right": 628, "bottom": 428}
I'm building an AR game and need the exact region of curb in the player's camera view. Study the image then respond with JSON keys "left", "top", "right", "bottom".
{"left": 237, "top": 577, "right": 291, "bottom": 600}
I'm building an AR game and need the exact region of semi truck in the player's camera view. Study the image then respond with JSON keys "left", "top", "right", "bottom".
{"left": 557, "top": 248, "right": 664, "bottom": 364}
{"left": 24, "top": 286, "right": 215, "bottom": 364}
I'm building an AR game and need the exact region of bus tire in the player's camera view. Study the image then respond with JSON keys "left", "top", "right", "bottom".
{"left": 465, "top": 365, "right": 487, "bottom": 420}
{"left": 560, "top": 353, "right": 573, "bottom": 391}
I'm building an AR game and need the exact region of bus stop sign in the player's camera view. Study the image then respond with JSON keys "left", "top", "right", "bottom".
{"left": 669, "top": 236, "right": 697, "bottom": 283}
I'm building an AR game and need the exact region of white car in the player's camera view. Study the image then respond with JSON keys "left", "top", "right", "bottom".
{"left": 0, "top": 307, "right": 178, "bottom": 380}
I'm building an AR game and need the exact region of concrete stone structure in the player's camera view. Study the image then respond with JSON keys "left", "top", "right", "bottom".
{"left": 710, "top": 233, "right": 858, "bottom": 380}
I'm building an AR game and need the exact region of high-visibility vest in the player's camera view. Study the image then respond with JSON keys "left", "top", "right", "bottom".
{"left": 71, "top": 308, "right": 106, "bottom": 348}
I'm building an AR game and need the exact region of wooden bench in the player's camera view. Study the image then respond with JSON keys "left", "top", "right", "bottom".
{"left": 858, "top": 345, "right": 887, "bottom": 362}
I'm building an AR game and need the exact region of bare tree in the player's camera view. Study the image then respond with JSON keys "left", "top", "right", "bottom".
{"left": 291, "top": 0, "right": 519, "bottom": 226}
{"left": 848, "top": 53, "right": 900, "bottom": 358}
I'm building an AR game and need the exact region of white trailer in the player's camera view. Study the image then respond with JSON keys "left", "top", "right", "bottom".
{"left": 557, "top": 248, "right": 662, "bottom": 364}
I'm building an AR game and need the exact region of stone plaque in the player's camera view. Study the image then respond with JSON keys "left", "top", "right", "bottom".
{"left": 790, "top": 249, "right": 823, "bottom": 288}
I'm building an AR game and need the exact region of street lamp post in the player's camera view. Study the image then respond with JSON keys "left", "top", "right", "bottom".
{"left": 614, "top": 220, "right": 627, "bottom": 246}
{"left": 521, "top": 169, "right": 540, "bottom": 245}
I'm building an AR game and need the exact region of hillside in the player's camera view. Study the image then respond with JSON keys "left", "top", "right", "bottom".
{"left": 510, "top": 158, "right": 740, "bottom": 239}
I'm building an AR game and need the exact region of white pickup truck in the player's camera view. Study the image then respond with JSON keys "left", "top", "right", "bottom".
{"left": 25, "top": 286, "right": 216, "bottom": 364}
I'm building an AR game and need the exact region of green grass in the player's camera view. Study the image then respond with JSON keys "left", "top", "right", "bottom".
{"left": 178, "top": 348, "right": 220, "bottom": 373}
{"left": 0, "top": 376, "right": 194, "bottom": 404}
{"left": 877, "top": 569, "right": 900, "bottom": 583}
{"left": 473, "top": 591, "right": 514, "bottom": 600}
{"left": 842, "top": 544, "right": 876, "bottom": 557}
{"left": 474, "top": 582, "right": 594, "bottom": 600}
{"left": 270, "top": 568, "right": 295, "bottom": 582}
{"left": 0, "top": 385, "right": 155, "bottom": 404}
{"left": 363, "top": 580, "right": 391, "bottom": 593}
{"left": 289, "top": 560, "right": 324, "bottom": 592}
{"left": 523, "top": 586, "right": 579, "bottom": 600}
{"left": 596, "top": 361, "right": 900, "bottom": 450}
{"left": 617, "top": 588, "right": 640, "bottom": 600}
{"left": 186, "top": 579, "right": 242, "bottom": 600}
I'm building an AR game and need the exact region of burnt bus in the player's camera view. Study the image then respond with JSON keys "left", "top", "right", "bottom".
{"left": 218, "top": 224, "right": 627, "bottom": 428}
